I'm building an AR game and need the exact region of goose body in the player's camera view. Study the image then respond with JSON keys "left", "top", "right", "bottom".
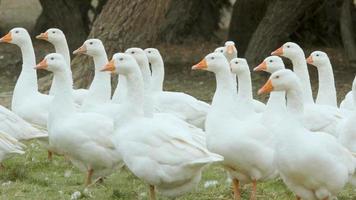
{"left": 0, "top": 132, "right": 25, "bottom": 165}
{"left": 193, "top": 53, "right": 276, "bottom": 199}
{"left": 104, "top": 53, "right": 222, "bottom": 198}
{"left": 36, "top": 53, "right": 122, "bottom": 185}
{"left": 259, "top": 69, "right": 355, "bottom": 200}
{"left": 36, "top": 28, "right": 88, "bottom": 105}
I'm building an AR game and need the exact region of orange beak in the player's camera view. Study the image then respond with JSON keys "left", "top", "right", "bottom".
{"left": 306, "top": 56, "right": 313, "bottom": 64}
{"left": 258, "top": 79, "right": 274, "bottom": 95}
{"left": 192, "top": 59, "right": 208, "bottom": 70}
{"left": 35, "top": 59, "right": 48, "bottom": 70}
{"left": 73, "top": 45, "right": 87, "bottom": 54}
{"left": 0, "top": 32, "right": 12, "bottom": 43}
{"left": 100, "top": 59, "right": 115, "bottom": 72}
{"left": 36, "top": 32, "right": 48, "bottom": 40}
{"left": 271, "top": 46, "right": 283, "bottom": 56}
{"left": 226, "top": 45, "right": 235, "bottom": 54}
{"left": 254, "top": 61, "right": 267, "bottom": 72}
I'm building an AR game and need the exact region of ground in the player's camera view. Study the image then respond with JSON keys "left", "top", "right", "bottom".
{"left": 0, "top": 40, "right": 355, "bottom": 200}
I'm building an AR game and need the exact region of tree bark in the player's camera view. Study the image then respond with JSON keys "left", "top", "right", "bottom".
{"left": 33, "top": 0, "right": 91, "bottom": 50}
{"left": 244, "top": 0, "right": 324, "bottom": 67}
{"left": 228, "top": 0, "right": 268, "bottom": 56}
{"left": 38, "top": 0, "right": 224, "bottom": 91}
{"left": 340, "top": 0, "right": 356, "bottom": 68}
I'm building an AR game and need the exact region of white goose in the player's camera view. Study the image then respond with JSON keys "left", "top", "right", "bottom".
{"left": 230, "top": 58, "right": 266, "bottom": 116}
{"left": 72, "top": 39, "right": 111, "bottom": 109}
{"left": 35, "top": 53, "right": 122, "bottom": 186}
{"left": 259, "top": 69, "right": 355, "bottom": 200}
{"left": 36, "top": 28, "right": 88, "bottom": 104}
{"left": 0, "top": 132, "right": 25, "bottom": 168}
{"left": 306, "top": 51, "right": 337, "bottom": 107}
{"left": 272, "top": 42, "right": 342, "bottom": 136}
{"left": 254, "top": 56, "right": 287, "bottom": 127}
{"left": 340, "top": 77, "right": 356, "bottom": 116}
{"left": 192, "top": 53, "right": 276, "bottom": 200}
{"left": 144, "top": 48, "right": 210, "bottom": 129}
{"left": 102, "top": 53, "right": 223, "bottom": 199}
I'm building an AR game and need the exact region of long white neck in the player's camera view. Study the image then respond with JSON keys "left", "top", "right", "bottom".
{"left": 12, "top": 40, "right": 39, "bottom": 110}
{"left": 112, "top": 75, "right": 127, "bottom": 104}
{"left": 211, "top": 69, "right": 239, "bottom": 113}
{"left": 50, "top": 70, "right": 76, "bottom": 120}
{"left": 82, "top": 51, "right": 111, "bottom": 107}
{"left": 236, "top": 70, "right": 253, "bottom": 102}
{"left": 150, "top": 57, "right": 164, "bottom": 92}
{"left": 290, "top": 53, "right": 314, "bottom": 104}
{"left": 315, "top": 61, "right": 337, "bottom": 107}
{"left": 121, "top": 70, "right": 145, "bottom": 118}
{"left": 138, "top": 59, "right": 154, "bottom": 117}
{"left": 285, "top": 86, "right": 304, "bottom": 118}
{"left": 49, "top": 39, "right": 72, "bottom": 95}
{"left": 265, "top": 91, "right": 286, "bottom": 114}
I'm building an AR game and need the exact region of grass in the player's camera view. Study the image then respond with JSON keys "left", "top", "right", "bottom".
{"left": 0, "top": 141, "right": 354, "bottom": 200}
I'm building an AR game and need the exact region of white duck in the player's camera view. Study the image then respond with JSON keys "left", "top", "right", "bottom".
{"left": 102, "top": 53, "right": 223, "bottom": 199}
{"left": 259, "top": 69, "right": 355, "bottom": 200}
{"left": 306, "top": 51, "right": 337, "bottom": 107}
{"left": 230, "top": 58, "right": 266, "bottom": 115}
{"left": 36, "top": 28, "right": 88, "bottom": 104}
{"left": 192, "top": 53, "right": 276, "bottom": 200}
{"left": 254, "top": 56, "right": 287, "bottom": 127}
{"left": 272, "top": 42, "right": 314, "bottom": 104}
{"left": 72, "top": 39, "right": 111, "bottom": 109}
{"left": 0, "top": 132, "right": 25, "bottom": 168}
{"left": 144, "top": 48, "right": 210, "bottom": 129}
{"left": 35, "top": 53, "right": 122, "bottom": 186}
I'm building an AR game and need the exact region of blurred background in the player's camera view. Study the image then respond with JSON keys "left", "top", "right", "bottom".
{"left": 0, "top": 0, "right": 355, "bottom": 106}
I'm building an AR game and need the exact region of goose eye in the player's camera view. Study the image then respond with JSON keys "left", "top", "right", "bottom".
{"left": 131, "top": 51, "right": 135, "bottom": 54}
{"left": 269, "top": 60, "right": 273, "bottom": 63}
{"left": 148, "top": 51, "right": 151, "bottom": 53}
{"left": 235, "top": 61, "right": 238, "bottom": 64}
{"left": 15, "top": 30, "right": 19, "bottom": 34}
{"left": 275, "top": 75, "right": 279, "bottom": 79}
{"left": 89, "top": 42, "right": 93, "bottom": 45}
{"left": 286, "top": 45, "right": 290, "bottom": 48}
{"left": 211, "top": 57, "right": 215, "bottom": 60}
{"left": 50, "top": 57, "right": 54, "bottom": 60}
{"left": 52, "top": 31, "right": 55, "bottom": 34}
{"left": 119, "top": 58, "right": 123, "bottom": 61}
{"left": 316, "top": 54, "right": 319, "bottom": 57}
{"left": 220, "top": 50, "right": 223, "bottom": 53}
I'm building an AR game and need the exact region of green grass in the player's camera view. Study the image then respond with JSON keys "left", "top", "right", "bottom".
{"left": 0, "top": 141, "right": 354, "bottom": 200}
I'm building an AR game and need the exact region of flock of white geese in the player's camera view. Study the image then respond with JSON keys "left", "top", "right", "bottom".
{"left": 0, "top": 27, "right": 354, "bottom": 200}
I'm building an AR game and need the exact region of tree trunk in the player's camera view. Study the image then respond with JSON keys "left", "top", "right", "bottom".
{"left": 244, "top": 0, "right": 324, "bottom": 67}
{"left": 228, "top": 0, "right": 268, "bottom": 56}
{"left": 33, "top": 0, "right": 91, "bottom": 50}
{"left": 38, "top": 0, "right": 223, "bottom": 91}
{"left": 340, "top": 0, "right": 356, "bottom": 68}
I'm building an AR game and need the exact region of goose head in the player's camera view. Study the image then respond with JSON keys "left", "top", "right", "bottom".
{"left": 192, "top": 52, "right": 229, "bottom": 73}
{"left": 271, "top": 42, "right": 304, "bottom": 59}
{"left": 144, "top": 48, "right": 162, "bottom": 64}
{"left": 36, "top": 28, "right": 65, "bottom": 45}
{"left": 258, "top": 69, "right": 299, "bottom": 94}
{"left": 35, "top": 53, "right": 66, "bottom": 73}
{"left": 125, "top": 48, "right": 148, "bottom": 67}
{"left": 101, "top": 53, "right": 139, "bottom": 75}
{"left": 230, "top": 58, "right": 249, "bottom": 75}
{"left": 223, "top": 41, "right": 237, "bottom": 61}
{"left": 254, "top": 56, "right": 285, "bottom": 73}
{"left": 73, "top": 39, "right": 105, "bottom": 56}
{"left": 0, "top": 27, "right": 31, "bottom": 46}
{"left": 214, "top": 46, "right": 224, "bottom": 54}
{"left": 306, "top": 51, "right": 330, "bottom": 68}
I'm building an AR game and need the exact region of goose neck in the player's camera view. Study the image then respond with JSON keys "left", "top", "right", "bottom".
{"left": 112, "top": 75, "right": 127, "bottom": 104}
{"left": 138, "top": 60, "right": 154, "bottom": 117}
{"left": 121, "top": 71, "right": 145, "bottom": 117}
{"left": 212, "top": 69, "right": 238, "bottom": 111}
{"left": 315, "top": 61, "right": 336, "bottom": 107}
{"left": 53, "top": 39, "right": 71, "bottom": 68}
{"left": 285, "top": 87, "right": 304, "bottom": 117}
{"left": 290, "top": 54, "right": 314, "bottom": 104}
{"left": 236, "top": 71, "right": 253, "bottom": 102}
{"left": 150, "top": 57, "right": 164, "bottom": 92}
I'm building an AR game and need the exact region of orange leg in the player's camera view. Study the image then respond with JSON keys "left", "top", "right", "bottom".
{"left": 232, "top": 178, "right": 241, "bottom": 200}
{"left": 149, "top": 185, "right": 156, "bottom": 200}
{"left": 250, "top": 180, "right": 257, "bottom": 200}
{"left": 85, "top": 168, "right": 94, "bottom": 186}
{"left": 47, "top": 150, "right": 53, "bottom": 161}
